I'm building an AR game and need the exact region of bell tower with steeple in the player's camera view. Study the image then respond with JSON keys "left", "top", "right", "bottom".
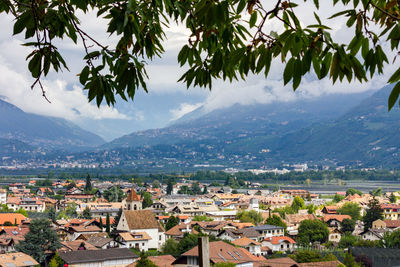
{"left": 122, "top": 187, "right": 142, "bottom": 210}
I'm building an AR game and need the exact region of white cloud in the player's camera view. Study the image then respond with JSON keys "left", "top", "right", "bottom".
{"left": 0, "top": 56, "right": 129, "bottom": 121}
{"left": 170, "top": 102, "right": 203, "bottom": 120}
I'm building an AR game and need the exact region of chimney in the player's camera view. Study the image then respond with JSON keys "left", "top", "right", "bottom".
{"left": 198, "top": 236, "right": 210, "bottom": 267}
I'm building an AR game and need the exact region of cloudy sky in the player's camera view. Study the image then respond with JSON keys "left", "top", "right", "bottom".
{"left": 0, "top": 1, "right": 396, "bottom": 141}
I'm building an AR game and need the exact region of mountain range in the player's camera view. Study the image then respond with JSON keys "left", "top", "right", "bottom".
{"left": 1, "top": 85, "right": 400, "bottom": 170}
{"left": 0, "top": 98, "right": 104, "bottom": 155}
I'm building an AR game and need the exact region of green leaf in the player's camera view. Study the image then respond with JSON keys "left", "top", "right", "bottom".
{"left": 237, "top": 0, "right": 246, "bottom": 14}
{"left": 283, "top": 58, "right": 295, "bottom": 85}
{"left": 249, "top": 12, "right": 257, "bottom": 28}
{"left": 388, "top": 83, "right": 400, "bottom": 111}
{"left": 80, "top": 66, "right": 90, "bottom": 84}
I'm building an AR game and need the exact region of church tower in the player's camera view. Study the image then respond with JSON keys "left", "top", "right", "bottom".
{"left": 122, "top": 187, "right": 142, "bottom": 210}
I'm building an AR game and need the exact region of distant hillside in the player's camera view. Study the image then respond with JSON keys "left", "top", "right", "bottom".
{"left": 268, "top": 85, "right": 400, "bottom": 167}
{"left": 104, "top": 91, "right": 371, "bottom": 150}
{"left": 0, "top": 99, "right": 105, "bottom": 151}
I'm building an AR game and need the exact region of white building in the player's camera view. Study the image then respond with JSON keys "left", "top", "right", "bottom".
{"left": 116, "top": 210, "right": 165, "bottom": 249}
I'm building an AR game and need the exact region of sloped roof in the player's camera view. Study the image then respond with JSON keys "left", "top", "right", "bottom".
{"left": 0, "top": 252, "right": 38, "bottom": 267}
{"left": 58, "top": 248, "right": 138, "bottom": 264}
{"left": 118, "top": 232, "right": 152, "bottom": 241}
{"left": 322, "top": 214, "right": 351, "bottom": 222}
{"left": 297, "top": 261, "right": 343, "bottom": 267}
{"left": 123, "top": 210, "right": 162, "bottom": 230}
{"left": 264, "top": 236, "right": 296, "bottom": 245}
{"left": 384, "top": 220, "right": 400, "bottom": 228}
{"left": 59, "top": 240, "right": 98, "bottom": 252}
{"left": 0, "top": 213, "right": 26, "bottom": 225}
{"left": 126, "top": 188, "right": 141, "bottom": 202}
{"left": 232, "top": 237, "right": 261, "bottom": 247}
{"left": 257, "top": 257, "right": 297, "bottom": 267}
{"left": 86, "top": 236, "right": 114, "bottom": 248}
{"left": 180, "top": 241, "right": 263, "bottom": 264}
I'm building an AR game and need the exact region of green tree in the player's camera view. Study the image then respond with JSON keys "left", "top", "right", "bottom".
{"left": 66, "top": 203, "right": 78, "bottom": 218}
{"left": 16, "top": 218, "right": 61, "bottom": 263}
{"left": 380, "top": 230, "right": 400, "bottom": 248}
{"left": 112, "top": 208, "right": 122, "bottom": 231}
{"left": 6, "top": 0, "right": 400, "bottom": 110}
{"left": 193, "top": 215, "right": 213, "bottom": 222}
{"left": 82, "top": 206, "right": 92, "bottom": 219}
{"left": 338, "top": 202, "right": 361, "bottom": 220}
{"left": 343, "top": 252, "right": 360, "bottom": 267}
{"left": 135, "top": 253, "right": 157, "bottom": 267}
{"left": 161, "top": 238, "right": 180, "bottom": 257}
{"left": 363, "top": 197, "right": 383, "bottom": 231}
{"left": 370, "top": 187, "right": 383, "bottom": 197}
{"left": 341, "top": 218, "right": 356, "bottom": 234}
{"left": 16, "top": 208, "right": 28, "bottom": 217}
{"left": 191, "top": 182, "right": 202, "bottom": 195}
{"left": 236, "top": 210, "right": 263, "bottom": 225}
{"left": 103, "top": 186, "right": 124, "bottom": 202}
{"left": 142, "top": 192, "right": 153, "bottom": 209}
{"left": 202, "top": 185, "right": 208, "bottom": 195}
{"left": 306, "top": 204, "right": 317, "bottom": 215}
{"left": 178, "top": 185, "right": 191, "bottom": 195}
{"left": 152, "top": 180, "right": 160, "bottom": 189}
{"left": 333, "top": 194, "right": 346, "bottom": 203}
{"left": 297, "top": 219, "right": 329, "bottom": 245}
{"left": 166, "top": 179, "right": 174, "bottom": 195}
{"left": 178, "top": 233, "right": 198, "bottom": 255}
{"left": 291, "top": 196, "right": 306, "bottom": 213}
{"left": 265, "top": 215, "right": 287, "bottom": 230}
{"left": 99, "top": 217, "right": 104, "bottom": 231}
{"left": 84, "top": 173, "right": 93, "bottom": 193}
{"left": 293, "top": 250, "right": 323, "bottom": 263}
{"left": 105, "top": 213, "right": 111, "bottom": 235}
{"left": 47, "top": 207, "right": 56, "bottom": 222}
{"left": 49, "top": 252, "right": 64, "bottom": 267}
{"left": 346, "top": 188, "right": 363, "bottom": 196}
{"left": 165, "top": 216, "right": 180, "bottom": 231}
{"left": 338, "top": 233, "right": 358, "bottom": 248}
{"left": 214, "top": 263, "right": 236, "bottom": 267}
{"left": 389, "top": 192, "right": 397, "bottom": 203}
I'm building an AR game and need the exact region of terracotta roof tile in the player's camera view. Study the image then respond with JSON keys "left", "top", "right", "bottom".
{"left": 232, "top": 237, "right": 261, "bottom": 247}
{"left": 263, "top": 236, "right": 296, "bottom": 245}
{"left": 123, "top": 210, "right": 162, "bottom": 231}
{"left": 0, "top": 213, "right": 26, "bottom": 225}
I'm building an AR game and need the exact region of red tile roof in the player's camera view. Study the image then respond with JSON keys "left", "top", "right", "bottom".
{"left": 263, "top": 236, "right": 296, "bottom": 245}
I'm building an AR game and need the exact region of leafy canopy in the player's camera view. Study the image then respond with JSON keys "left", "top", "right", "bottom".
{"left": 4, "top": 0, "right": 400, "bottom": 109}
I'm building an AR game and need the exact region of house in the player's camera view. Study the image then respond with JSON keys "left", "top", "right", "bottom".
{"left": 7, "top": 197, "right": 45, "bottom": 212}
{"left": 157, "top": 215, "right": 189, "bottom": 225}
{"left": 262, "top": 236, "right": 296, "bottom": 252}
{"left": 321, "top": 206, "right": 338, "bottom": 215}
{"left": 322, "top": 214, "right": 351, "bottom": 228}
{"left": 232, "top": 237, "right": 261, "bottom": 255}
{"left": 65, "top": 194, "right": 93, "bottom": 202}
{"left": 217, "top": 229, "right": 238, "bottom": 242}
{"left": 0, "top": 252, "right": 38, "bottom": 267}
{"left": 172, "top": 241, "right": 263, "bottom": 266}
{"left": 328, "top": 228, "right": 343, "bottom": 243}
{"left": 116, "top": 232, "right": 151, "bottom": 251}
{"left": 0, "top": 227, "right": 29, "bottom": 252}
{"left": 360, "top": 228, "right": 390, "bottom": 241}
{"left": 0, "top": 189, "right": 7, "bottom": 204}
{"left": 116, "top": 210, "right": 165, "bottom": 249}
{"left": 36, "top": 187, "right": 53, "bottom": 197}
{"left": 285, "top": 214, "right": 316, "bottom": 235}
{"left": 59, "top": 240, "right": 98, "bottom": 252}
{"left": 253, "top": 225, "right": 285, "bottom": 239}
{"left": 381, "top": 204, "right": 400, "bottom": 220}
{"left": 67, "top": 225, "right": 102, "bottom": 241}
{"left": 58, "top": 248, "right": 138, "bottom": 267}
{"left": 165, "top": 223, "right": 198, "bottom": 240}
{"left": 0, "top": 213, "right": 26, "bottom": 226}
{"left": 86, "top": 236, "right": 118, "bottom": 249}
{"left": 372, "top": 219, "right": 386, "bottom": 229}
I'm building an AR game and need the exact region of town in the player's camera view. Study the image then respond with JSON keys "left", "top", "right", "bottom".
{"left": 0, "top": 173, "right": 397, "bottom": 267}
